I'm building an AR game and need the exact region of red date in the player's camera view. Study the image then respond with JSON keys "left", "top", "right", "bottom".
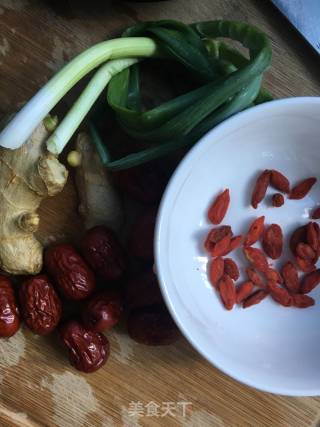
{"left": 113, "top": 161, "right": 166, "bottom": 204}
{"left": 127, "top": 304, "right": 180, "bottom": 346}
{"left": 19, "top": 275, "right": 62, "bottom": 335}
{"left": 129, "top": 209, "right": 156, "bottom": 260}
{"left": 81, "top": 226, "right": 126, "bottom": 281}
{"left": 59, "top": 320, "right": 109, "bottom": 373}
{"left": 125, "top": 271, "right": 163, "bottom": 311}
{"left": 0, "top": 276, "right": 20, "bottom": 338}
{"left": 82, "top": 291, "right": 123, "bottom": 333}
{"left": 45, "top": 244, "right": 96, "bottom": 300}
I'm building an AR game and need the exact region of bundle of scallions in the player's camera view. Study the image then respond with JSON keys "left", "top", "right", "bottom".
{"left": 0, "top": 20, "right": 272, "bottom": 170}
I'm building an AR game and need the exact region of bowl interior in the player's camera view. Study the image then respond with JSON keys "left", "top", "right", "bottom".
{"left": 156, "top": 97, "right": 320, "bottom": 396}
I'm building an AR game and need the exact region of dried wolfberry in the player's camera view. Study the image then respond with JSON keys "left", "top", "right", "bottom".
{"left": 268, "top": 281, "right": 292, "bottom": 307}
{"left": 306, "top": 222, "right": 319, "bottom": 252}
{"left": 223, "top": 235, "right": 242, "bottom": 255}
{"left": 296, "top": 243, "right": 316, "bottom": 261}
{"left": 210, "top": 234, "right": 232, "bottom": 257}
{"left": 312, "top": 223, "right": 320, "bottom": 261}
{"left": 292, "top": 294, "right": 315, "bottom": 308}
{"left": 272, "top": 193, "right": 284, "bottom": 207}
{"left": 224, "top": 258, "right": 239, "bottom": 281}
{"left": 265, "top": 268, "right": 283, "bottom": 284}
{"left": 300, "top": 269, "right": 320, "bottom": 294}
{"left": 218, "top": 275, "right": 236, "bottom": 310}
{"left": 244, "top": 216, "right": 265, "bottom": 246}
{"left": 236, "top": 281, "right": 254, "bottom": 304}
{"left": 311, "top": 207, "right": 320, "bottom": 220}
{"left": 262, "top": 224, "right": 283, "bottom": 259}
{"left": 281, "top": 261, "right": 300, "bottom": 294}
{"left": 270, "top": 170, "right": 290, "bottom": 193}
{"left": 313, "top": 222, "right": 320, "bottom": 239}
{"left": 208, "top": 189, "right": 230, "bottom": 224}
{"left": 295, "top": 256, "right": 316, "bottom": 273}
{"left": 204, "top": 226, "right": 232, "bottom": 253}
{"left": 290, "top": 225, "right": 307, "bottom": 255}
{"left": 251, "top": 170, "right": 271, "bottom": 209}
{"left": 244, "top": 247, "right": 269, "bottom": 273}
{"left": 246, "top": 267, "right": 264, "bottom": 288}
{"left": 242, "top": 289, "right": 268, "bottom": 308}
{"left": 209, "top": 257, "right": 224, "bottom": 289}
{"left": 289, "top": 177, "right": 317, "bottom": 200}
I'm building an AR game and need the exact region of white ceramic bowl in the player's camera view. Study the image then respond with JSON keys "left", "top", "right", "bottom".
{"left": 155, "top": 97, "right": 320, "bottom": 396}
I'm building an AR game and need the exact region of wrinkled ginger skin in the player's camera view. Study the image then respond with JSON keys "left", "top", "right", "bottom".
{"left": 75, "top": 132, "right": 123, "bottom": 232}
{"left": 0, "top": 121, "right": 68, "bottom": 275}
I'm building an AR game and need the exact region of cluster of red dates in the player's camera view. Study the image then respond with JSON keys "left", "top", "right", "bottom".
{"left": 0, "top": 162, "right": 180, "bottom": 373}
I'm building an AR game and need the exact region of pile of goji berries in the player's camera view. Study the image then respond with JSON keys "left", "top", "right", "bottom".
{"left": 205, "top": 169, "right": 320, "bottom": 310}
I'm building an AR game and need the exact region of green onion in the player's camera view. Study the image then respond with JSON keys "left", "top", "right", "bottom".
{"left": 99, "top": 76, "right": 262, "bottom": 170}
{"left": 0, "top": 19, "right": 272, "bottom": 172}
{"left": 46, "top": 58, "right": 139, "bottom": 155}
{"left": 100, "top": 20, "right": 272, "bottom": 169}
{"left": 0, "top": 37, "right": 158, "bottom": 150}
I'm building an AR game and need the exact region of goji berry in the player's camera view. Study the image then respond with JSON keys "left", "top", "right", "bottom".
{"left": 281, "top": 261, "right": 300, "bottom": 293}
{"left": 295, "top": 256, "right": 316, "bottom": 273}
{"left": 310, "top": 223, "right": 320, "bottom": 262}
{"left": 251, "top": 170, "right": 271, "bottom": 209}
{"left": 208, "top": 189, "right": 230, "bottom": 224}
{"left": 262, "top": 224, "right": 283, "bottom": 259}
{"left": 270, "top": 170, "right": 290, "bottom": 193}
{"left": 211, "top": 234, "right": 232, "bottom": 257}
{"left": 204, "top": 226, "right": 232, "bottom": 253}
{"left": 224, "top": 258, "right": 239, "bottom": 281}
{"left": 289, "top": 177, "right": 317, "bottom": 200}
{"left": 246, "top": 267, "right": 264, "bottom": 288}
{"left": 244, "top": 247, "right": 269, "bottom": 273}
{"left": 236, "top": 281, "right": 254, "bottom": 304}
{"left": 268, "top": 281, "right": 292, "bottom": 307}
{"left": 306, "top": 222, "right": 319, "bottom": 252}
{"left": 265, "top": 268, "right": 283, "bottom": 284}
{"left": 312, "top": 222, "right": 320, "bottom": 262}
{"left": 244, "top": 216, "right": 265, "bottom": 246}
{"left": 300, "top": 269, "right": 320, "bottom": 294}
{"left": 311, "top": 207, "right": 320, "bottom": 220}
{"left": 292, "top": 294, "right": 315, "bottom": 308}
{"left": 223, "top": 235, "right": 242, "bottom": 255}
{"left": 296, "top": 243, "right": 316, "bottom": 261}
{"left": 272, "top": 193, "right": 284, "bottom": 207}
{"left": 218, "top": 275, "right": 236, "bottom": 310}
{"left": 209, "top": 257, "right": 224, "bottom": 289}
{"left": 290, "top": 225, "right": 307, "bottom": 255}
{"left": 242, "top": 289, "right": 268, "bottom": 308}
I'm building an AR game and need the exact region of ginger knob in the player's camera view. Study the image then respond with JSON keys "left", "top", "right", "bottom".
{"left": 18, "top": 213, "right": 40, "bottom": 233}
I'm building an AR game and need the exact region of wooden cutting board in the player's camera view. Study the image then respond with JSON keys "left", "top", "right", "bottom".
{"left": 0, "top": 1, "right": 320, "bottom": 426}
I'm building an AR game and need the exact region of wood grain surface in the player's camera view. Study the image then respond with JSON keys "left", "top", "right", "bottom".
{"left": 0, "top": 1, "right": 320, "bottom": 426}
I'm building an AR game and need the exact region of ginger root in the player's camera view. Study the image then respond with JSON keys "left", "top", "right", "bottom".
{"left": 0, "top": 121, "right": 68, "bottom": 275}
{"left": 75, "top": 132, "right": 123, "bottom": 232}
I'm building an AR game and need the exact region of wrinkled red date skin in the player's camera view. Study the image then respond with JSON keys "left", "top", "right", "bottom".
{"left": 19, "top": 275, "right": 62, "bottom": 335}
{"left": 127, "top": 304, "right": 180, "bottom": 346}
{"left": 45, "top": 244, "right": 95, "bottom": 300}
{"left": 125, "top": 271, "right": 163, "bottom": 311}
{"left": 59, "top": 320, "right": 109, "bottom": 373}
{"left": 81, "top": 226, "right": 126, "bottom": 282}
{"left": 129, "top": 209, "right": 157, "bottom": 260}
{"left": 0, "top": 276, "right": 20, "bottom": 338}
{"left": 82, "top": 291, "right": 123, "bottom": 333}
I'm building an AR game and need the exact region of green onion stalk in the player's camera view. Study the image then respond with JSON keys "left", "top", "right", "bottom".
{"left": 0, "top": 20, "right": 272, "bottom": 171}
{"left": 0, "top": 38, "right": 158, "bottom": 150}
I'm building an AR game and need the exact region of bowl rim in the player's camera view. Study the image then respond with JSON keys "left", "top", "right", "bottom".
{"left": 155, "top": 96, "right": 320, "bottom": 396}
